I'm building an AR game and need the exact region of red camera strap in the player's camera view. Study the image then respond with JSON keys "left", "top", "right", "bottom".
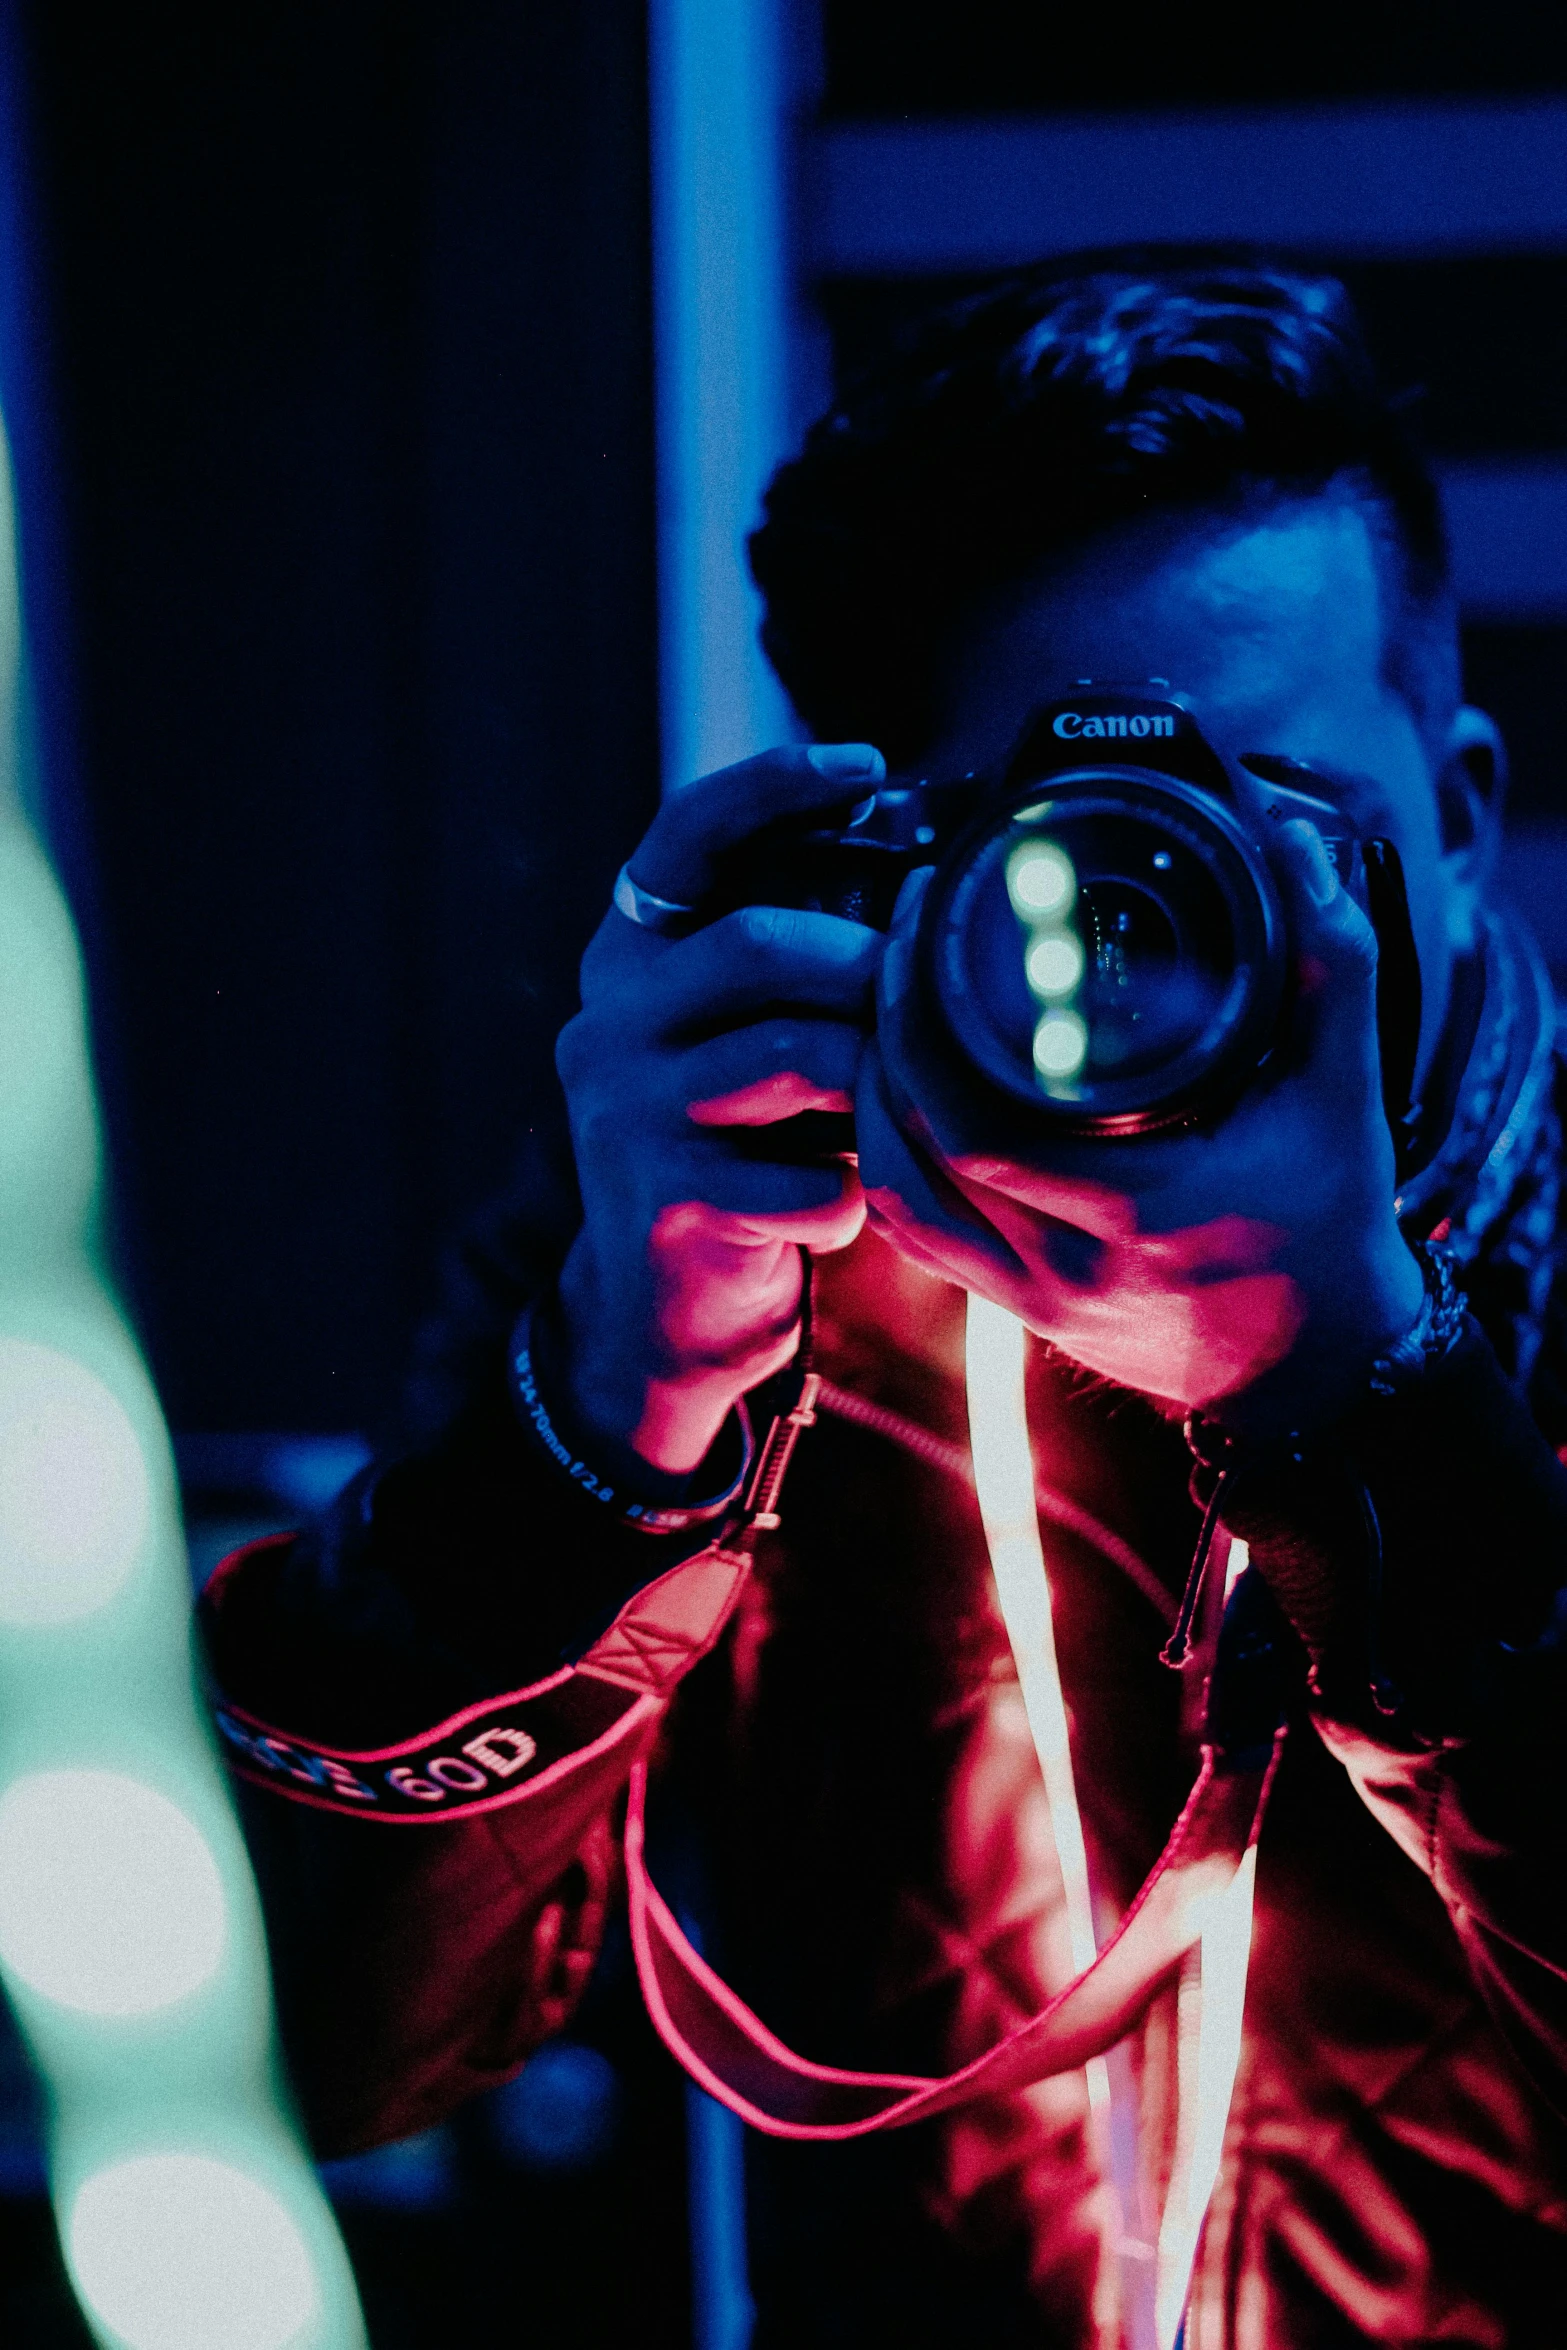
{"left": 214, "top": 1526, "right": 1282, "bottom": 2140}
{"left": 623, "top": 1731, "right": 1280, "bottom": 2139}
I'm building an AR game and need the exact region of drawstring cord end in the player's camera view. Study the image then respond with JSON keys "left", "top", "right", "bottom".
{"left": 1162, "top": 1418, "right": 1235, "bottom": 1670}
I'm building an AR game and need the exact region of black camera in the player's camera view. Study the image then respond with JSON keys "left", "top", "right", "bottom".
{"left": 718, "top": 685, "right": 1422, "bottom": 1157}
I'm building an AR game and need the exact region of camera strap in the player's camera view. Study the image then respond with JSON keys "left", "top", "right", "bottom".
{"left": 212, "top": 1314, "right": 1283, "bottom": 2339}
{"left": 622, "top": 1723, "right": 1280, "bottom": 2140}
{"left": 620, "top": 1297, "right": 1283, "bottom": 2347}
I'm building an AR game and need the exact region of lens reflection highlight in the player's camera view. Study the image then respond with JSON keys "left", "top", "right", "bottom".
{"left": 1033, "top": 1009, "right": 1089, "bottom": 1079}
{"left": 1010, "top": 835, "right": 1087, "bottom": 1094}
{"left": 1025, "top": 932, "right": 1084, "bottom": 999}
{"left": 1007, "top": 842, "right": 1075, "bottom": 919}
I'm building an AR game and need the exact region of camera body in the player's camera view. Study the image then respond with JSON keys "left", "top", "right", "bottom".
{"left": 716, "top": 685, "right": 1422, "bottom": 1156}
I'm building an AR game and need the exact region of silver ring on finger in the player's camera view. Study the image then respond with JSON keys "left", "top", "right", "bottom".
{"left": 613, "top": 862, "right": 701, "bottom": 938}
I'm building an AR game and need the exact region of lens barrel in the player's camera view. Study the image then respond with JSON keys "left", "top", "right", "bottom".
{"left": 920, "top": 766, "right": 1286, "bottom": 1135}
{"left": 708, "top": 689, "right": 1302, "bottom": 1139}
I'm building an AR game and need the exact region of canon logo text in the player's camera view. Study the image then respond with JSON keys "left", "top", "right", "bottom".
{"left": 1052, "top": 711, "right": 1175, "bottom": 740}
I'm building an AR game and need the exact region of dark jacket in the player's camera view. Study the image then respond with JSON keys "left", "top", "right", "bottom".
{"left": 203, "top": 922, "right": 1567, "bottom": 2347}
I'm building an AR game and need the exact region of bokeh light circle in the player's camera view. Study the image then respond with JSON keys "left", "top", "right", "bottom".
{"left": 1007, "top": 842, "right": 1075, "bottom": 918}
{"left": 69, "top": 2153, "right": 318, "bottom": 2350}
{"left": 1025, "top": 932, "right": 1084, "bottom": 999}
{"left": 489, "top": 2040, "right": 622, "bottom": 2172}
{"left": 0, "top": 1340, "right": 149, "bottom": 1624}
{"left": 0, "top": 1771, "right": 225, "bottom": 2015}
{"left": 1033, "top": 1009, "right": 1089, "bottom": 1080}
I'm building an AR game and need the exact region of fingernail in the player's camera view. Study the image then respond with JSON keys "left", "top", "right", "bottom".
{"left": 808, "top": 742, "right": 885, "bottom": 781}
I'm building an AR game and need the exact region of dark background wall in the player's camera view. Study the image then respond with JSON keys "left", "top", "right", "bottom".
{"left": 0, "top": 18, "right": 688, "bottom": 2350}
{"left": 821, "top": 1, "right": 1567, "bottom": 109}
{"left": 23, "top": 0, "right": 661, "bottom": 1439}
{"left": 815, "top": 1, "right": 1567, "bottom": 838}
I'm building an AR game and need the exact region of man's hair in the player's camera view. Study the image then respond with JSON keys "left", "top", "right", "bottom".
{"left": 750, "top": 252, "right": 1456, "bottom": 763}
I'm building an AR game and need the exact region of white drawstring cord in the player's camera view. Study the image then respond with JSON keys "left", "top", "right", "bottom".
{"left": 1152, "top": 1843, "right": 1257, "bottom": 2348}
{"left": 964, "top": 1296, "right": 1124, "bottom": 2328}
{"left": 964, "top": 1297, "right": 1102, "bottom": 1984}
{"left": 964, "top": 1296, "right": 1257, "bottom": 2350}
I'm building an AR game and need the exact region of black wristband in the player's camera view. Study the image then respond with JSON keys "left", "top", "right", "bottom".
{"left": 507, "top": 1297, "right": 754, "bottom": 1535}
{"left": 1367, "top": 1238, "right": 1466, "bottom": 1395}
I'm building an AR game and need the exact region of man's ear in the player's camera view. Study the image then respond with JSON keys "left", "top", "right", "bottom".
{"left": 1436, "top": 706, "right": 1506, "bottom": 949}
{"left": 1439, "top": 705, "right": 1507, "bottom": 854}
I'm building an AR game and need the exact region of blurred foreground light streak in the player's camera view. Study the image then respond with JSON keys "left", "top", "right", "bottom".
{"left": 0, "top": 1341, "right": 148, "bottom": 1622}
{"left": 0, "top": 413, "right": 366, "bottom": 2346}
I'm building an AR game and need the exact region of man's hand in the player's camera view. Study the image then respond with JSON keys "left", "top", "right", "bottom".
{"left": 857, "top": 819, "right": 1424, "bottom": 1436}
{"left": 554, "top": 745, "right": 886, "bottom": 1477}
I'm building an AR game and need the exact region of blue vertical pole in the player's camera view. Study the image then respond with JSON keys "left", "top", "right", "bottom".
{"left": 676, "top": 1905, "right": 755, "bottom": 2350}
{"left": 648, "top": 0, "right": 798, "bottom": 794}
{"left": 649, "top": 3, "right": 803, "bottom": 2334}
{"left": 684, "top": 2075, "right": 756, "bottom": 2350}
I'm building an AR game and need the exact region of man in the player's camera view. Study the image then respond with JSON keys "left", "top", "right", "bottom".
{"left": 203, "top": 257, "right": 1567, "bottom": 2345}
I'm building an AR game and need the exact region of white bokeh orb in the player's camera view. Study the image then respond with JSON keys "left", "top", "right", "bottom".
{"left": 69, "top": 2153, "right": 319, "bottom": 2350}
{"left": 0, "top": 1340, "right": 150, "bottom": 1625}
{"left": 0, "top": 1771, "right": 225, "bottom": 2015}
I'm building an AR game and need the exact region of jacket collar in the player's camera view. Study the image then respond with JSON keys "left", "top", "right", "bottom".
{"left": 1396, "top": 907, "right": 1561, "bottom": 1385}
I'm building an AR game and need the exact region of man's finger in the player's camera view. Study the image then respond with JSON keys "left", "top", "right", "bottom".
{"left": 598, "top": 903, "right": 884, "bottom": 1034}
{"left": 676, "top": 1152, "right": 867, "bottom": 1246}
{"left": 678, "top": 1017, "right": 864, "bottom": 1126}
{"left": 628, "top": 742, "right": 886, "bottom": 907}
{"left": 1272, "top": 819, "right": 1379, "bottom": 973}
{"left": 854, "top": 1045, "right": 1024, "bottom": 1279}
{"left": 1270, "top": 819, "right": 1382, "bottom": 1073}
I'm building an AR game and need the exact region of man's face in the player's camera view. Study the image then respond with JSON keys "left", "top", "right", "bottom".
{"left": 851, "top": 490, "right": 1485, "bottom": 1404}
{"left": 922, "top": 489, "right": 1480, "bottom": 1086}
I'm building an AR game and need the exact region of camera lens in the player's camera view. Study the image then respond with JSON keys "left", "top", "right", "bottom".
{"left": 923, "top": 772, "right": 1283, "bottom": 1134}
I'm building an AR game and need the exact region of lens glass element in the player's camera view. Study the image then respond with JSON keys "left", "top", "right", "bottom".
{"left": 928, "top": 778, "right": 1277, "bottom": 1129}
